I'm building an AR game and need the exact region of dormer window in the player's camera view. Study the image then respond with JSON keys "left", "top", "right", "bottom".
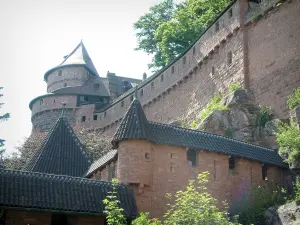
{"left": 94, "top": 83, "right": 100, "bottom": 91}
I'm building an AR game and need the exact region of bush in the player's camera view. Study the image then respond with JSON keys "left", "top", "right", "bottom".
{"left": 235, "top": 184, "right": 288, "bottom": 225}
{"left": 287, "top": 88, "right": 300, "bottom": 110}
{"left": 256, "top": 106, "right": 273, "bottom": 127}
{"left": 275, "top": 121, "right": 300, "bottom": 165}
{"left": 228, "top": 82, "right": 242, "bottom": 93}
{"left": 132, "top": 212, "right": 162, "bottom": 225}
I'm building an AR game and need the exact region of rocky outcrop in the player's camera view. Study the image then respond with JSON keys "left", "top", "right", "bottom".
{"left": 265, "top": 201, "right": 300, "bottom": 225}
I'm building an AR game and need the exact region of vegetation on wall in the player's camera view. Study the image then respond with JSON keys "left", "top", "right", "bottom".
{"left": 256, "top": 106, "right": 273, "bottom": 128}
{"left": 287, "top": 88, "right": 300, "bottom": 110}
{"left": 134, "top": 0, "right": 231, "bottom": 71}
{"left": 104, "top": 172, "right": 240, "bottom": 225}
{"left": 228, "top": 82, "right": 242, "bottom": 93}
{"left": 191, "top": 92, "right": 228, "bottom": 129}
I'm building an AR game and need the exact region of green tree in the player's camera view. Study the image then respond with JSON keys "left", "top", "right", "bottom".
{"left": 0, "top": 87, "right": 10, "bottom": 160}
{"left": 134, "top": 0, "right": 231, "bottom": 71}
{"left": 103, "top": 178, "right": 127, "bottom": 225}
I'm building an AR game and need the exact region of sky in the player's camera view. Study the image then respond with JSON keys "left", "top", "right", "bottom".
{"left": 0, "top": 0, "right": 164, "bottom": 155}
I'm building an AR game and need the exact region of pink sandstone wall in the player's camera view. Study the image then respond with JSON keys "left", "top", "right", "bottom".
{"left": 248, "top": 0, "right": 300, "bottom": 118}
{"left": 115, "top": 140, "right": 285, "bottom": 218}
{"left": 46, "top": 66, "right": 89, "bottom": 93}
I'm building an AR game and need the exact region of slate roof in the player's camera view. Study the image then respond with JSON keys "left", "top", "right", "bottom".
{"left": 0, "top": 169, "right": 137, "bottom": 217}
{"left": 53, "top": 76, "right": 110, "bottom": 97}
{"left": 86, "top": 150, "right": 118, "bottom": 177}
{"left": 24, "top": 117, "right": 92, "bottom": 177}
{"left": 44, "top": 41, "right": 99, "bottom": 81}
{"left": 112, "top": 99, "right": 288, "bottom": 168}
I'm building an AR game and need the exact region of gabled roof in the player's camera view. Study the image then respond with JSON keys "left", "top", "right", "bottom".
{"left": 112, "top": 97, "right": 150, "bottom": 146}
{"left": 112, "top": 99, "right": 288, "bottom": 168}
{"left": 0, "top": 169, "right": 137, "bottom": 217}
{"left": 44, "top": 41, "right": 99, "bottom": 80}
{"left": 24, "top": 117, "right": 92, "bottom": 177}
{"left": 86, "top": 150, "right": 118, "bottom": 177}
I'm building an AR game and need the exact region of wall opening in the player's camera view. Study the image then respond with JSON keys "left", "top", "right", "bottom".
{"left": 93, "top": 114, "right": 98, "bottom": 120}
{"left": 262, "top": 165, "right": 268, "bottom": 180}
{"left": 229, "top": 156, "right": 235, "bottom": 170}
{"left": 227, "top": 51, "right": 233, "bottom": 66}
{"left": 183, "top": 56, "right": 186, "bottom": 65}
{"left": 161, "top": 74, "right": 164, "bottom": 82}
{"left": 187, "top": 148, "right": 198, "bottom": 167}
{"left": 171, "top": 66, "right": 175, "bottom": 74}
{"left": 228, "top": 8, "right": 233, "bottom": 18}
{"left": 121, "top": 100, "right": 124, "bottom": 107}
{"left": 215, "top": 21, "right": 220, "bottom": 32}
{"left": 81, "top": 116, "right": 86, "bottom": 122}
{"left": 140, "top": 89, "right": 144, "bottom": 97}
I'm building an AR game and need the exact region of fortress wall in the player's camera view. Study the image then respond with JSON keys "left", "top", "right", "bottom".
{"left": 47, "top": 66, "right": 89, "bottom": 93}
{"left": 248, "top": 0, "right": 300, "bottom": 118}
{"left": 89, "top": 1, "right": 241, "bottom": 129}
{"left": 31, "top": 95, "right": 77, "bottom": 116}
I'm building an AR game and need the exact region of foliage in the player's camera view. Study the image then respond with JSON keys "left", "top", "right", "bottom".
{"left": 132, "top": 212, "right": 162, "bottom": 225}
{"left": 235, "top": 184, "right": 288, "bottom": 225}
{"left": 134, "top": 0, "right": 231, "bottom": 70}
{"left": 228, "top": 82, "right": 242, "bottom": 93}
{"left": 256, "top": 106, "right": 273, "bottom": 128}
{"left": 0, "top": 86, "right": 10, "bottom": 158}
{"left": 275, "top": 121, "right": 300, "bottom": 165}
{"left": 163, "top": 171, "right": 239, "bottom": 225}
{"left": 287, "top": 88, "right": 300, "bottom": 110}
{"left": 103, "top": 178, "right": 126, "bottom": 225}
{"left": 293, "top": 179, "right": 300, "bottom": 201}
{"left": 191, "top": 92, "right": 228, "bottom": 129}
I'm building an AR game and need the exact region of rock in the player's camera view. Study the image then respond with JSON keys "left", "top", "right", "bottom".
{"left": 169, "top": 120, "right": 182, "bottom": 127}
{"left": 265, "top": 201, "right": 300, "bottom": 225}
{"left": 225, "top": 89, "right": 254, "bottom": 108}
{"left": 197, "top": 110, "right": 230, "bottom": 134}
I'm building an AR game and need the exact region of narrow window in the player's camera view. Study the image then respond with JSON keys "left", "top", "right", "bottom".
{"left": 53, "top": 99, "right": 55, "bottom": 103}
{"left": 145, "top": 153, "right": 150, "bottom": 159}
{"left": 227, "top": 51, "right": 233, "bottom": 65}
{"left": 140, "top": 89, "right": 144, "bottom": 97}
{"left": 215, "top": 21, "right": 219, "bottom": 32}
{"left": 104, "top": 111, "right": 107, "bottom": 118}
{"left": 58, "top": 70, "right": 62, "bottom": 76}
{"left": 121, "top": 100, "right": 124, "bottom": 107}
{"left": 81, "top": 116, "right": 86, "bottom": 122}
{"left": 182, "top": 56, "right": 186, "bottom": 65}
{"left": 151, "top": 82, "right": 154, "bottom": 90}
{"left": 40, "top": 99, "right": 43, "bottom": 105}
{"left": 161, "top": 74, "right": 164, "bottom": 82}
{"left": 229, "top": 156, "right": 235, "bottom": 170}
{"left": 64, "top": 83, "right": 67, "bottom": 87}
{"left": 108, "top": 163, "right": 115, "bottom": 181}
{"left": 262, "top": 165, "right": 268, "bottom": 180}
{"left": 212, "top": 66, "right": 215, "bottom": 75}
{"left": 187, "top": 149, "right": 198, "bottom": 167}
{"left": 193, "top": 46, "right": 196, "bottom": 55}
{"left": 130, "top": 95, "right": 134, "bottom": 102}
{"left": 93, "top": 115, "right": 98, "bottom": 120}
{"left": 228, "top": 8, "right": 233, "bottom": 18}
{"left": 171, "top": 66, "right": 175, "bottom": 74}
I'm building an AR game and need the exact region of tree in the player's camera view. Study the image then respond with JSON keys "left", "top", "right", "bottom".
{"left": 134, "top": 0, "right": 231, "bottom": 71}
{"left": 0, "top": 87, "right": 10, "bottom": 160}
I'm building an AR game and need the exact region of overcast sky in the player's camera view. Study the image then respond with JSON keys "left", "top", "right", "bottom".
{"left": 0, "top": 0, "right": 164, "bottom": 155}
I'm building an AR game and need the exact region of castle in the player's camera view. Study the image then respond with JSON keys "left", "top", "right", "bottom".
{"left": 0, "top": 0, "right": 299, "bottom": 224}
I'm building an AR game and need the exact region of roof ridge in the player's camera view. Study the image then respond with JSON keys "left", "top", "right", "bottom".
{"left": 148, "top": 121, "right": 278, "bottom": 153}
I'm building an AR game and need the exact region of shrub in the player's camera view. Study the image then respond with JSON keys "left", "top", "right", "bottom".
{"left": 228, "top": 82, "right": 242, "bottom": 93}
{"left": 132, "top": 212, "right": 162, "bottom": 225}
{"left": 287, "top": 88, "right": 300, "bottom": 110}
{"left": 256, "top": 106, "right": 273, "bottom": 127}
{"left": 275, "top": 121, "right": 300, "bottom": 165}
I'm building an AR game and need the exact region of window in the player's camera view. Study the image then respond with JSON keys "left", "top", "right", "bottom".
{"left": 40, "top": 99, "right": 43, "bottom": 105}
{"left": 151, "top": 82, "right": 154, "bottom": 90}
{"left": 81, "top": 116, "right": 86, "bottom": 122}
{"left": 182, "top": 56, "right": 186, "bottom": 65}
{"left": 130, "top": 95, "right": 134, "bottom": 102}
{"left": 187, "top": 149, "right": 198, "bottom": 167}
{"left": 94, "top": 83, "right": 100, "bottom": 91}
{"left": 228, "top": 8, "right": 233, "bottom": 18}
{"left": 262, "top": 165, "right": 268, "bottom": 180}
{"left": 145, "top": 152, "right": 150, "bottom": 159}
{"left": 193, "top": 46, "right": 196, "bottom": 55}
{"left": 53, "top": 99, "right": 55, "bottom": 103}
{"left": 215, "top": 21, "right": 219, "bottom": 32}
{"left": 64, "top": 83, "right": 67, "bottom": 87}
{"left": 93, "top": 115, "right": 98, "bottom": 120}
{"left": 171, "top": 66, "right": 175, "bottom": 74}
{"left": 104, "top": 111, "right": 107, "bottom": 118}
{"left": 227, "top": 51, "right": 233, "bottom": 65}
{"left": 229, "top": 156, "right": 235, "bottom": 170}
{"left": 140, "top": 89, "right": 144, "bottom": 97}
{"left": 212, "top": 66, "right": 215, "bottom": 75}
{"left": 161, "top": 74, "right": 164, "bottom": 82}
{"left": 108, "top": 163, "right": 115, "bottom": 182}
{"left": 121, "top": 100, "right": 124, "bottom": 107}
{"left": 58, "top": 70, "right": 62, "bottom": 76}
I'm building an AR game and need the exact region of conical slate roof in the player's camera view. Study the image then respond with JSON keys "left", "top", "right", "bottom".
{"left": 44, "top": 41, "right": 99, "bottom": 80}
{"left": 24, "top": 117, "right": 91, "bottom": 177}
{"left": 112, "top": 97, "right": 150, "bottom": 147}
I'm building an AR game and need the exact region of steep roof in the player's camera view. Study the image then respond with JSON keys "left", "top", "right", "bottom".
{"left": 24, "top": 117, "right": 92, "bottom": 177}
{"left": 0, "top": 169, "right": 137, "bottom": 217}
{"left": 112, "top": 99, "right": 288, "bottom": 168}
{"left": 86, "top": 150, "right": 118, "bottom": 177}
{"left": 44, "top": 41, "right": 99, "bottom": 80}
{"left": 112, "top": 97, "right": 150, "bottom": 146}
